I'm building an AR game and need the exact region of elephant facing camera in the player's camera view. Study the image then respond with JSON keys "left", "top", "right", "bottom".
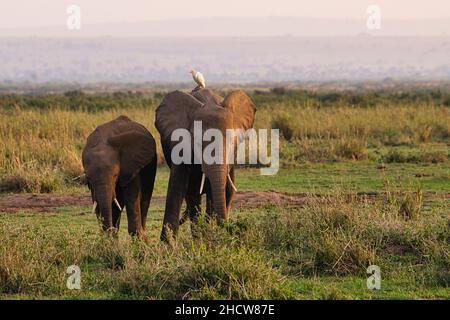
{"left": 155, "top": 88, "right": 256, "bottom": 242}
{"left": 82, "top": 115, "right": 157, "bottom": 240}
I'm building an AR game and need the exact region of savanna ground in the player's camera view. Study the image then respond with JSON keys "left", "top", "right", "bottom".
{"left": 0, "top": 83, "right": 449, "bottom": 299}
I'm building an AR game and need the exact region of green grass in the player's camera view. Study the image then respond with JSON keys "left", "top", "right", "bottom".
{"left": 286, "top": 276, "right": 450, "bottom": 299}
{"left": 0, "top": 187, "right": 448, "bottom": 299}
{"left": 237, "top": 162, "right": 450, "bottom": 194}
{"left": 60, "top": 161, "right": 450, "bottom": 197}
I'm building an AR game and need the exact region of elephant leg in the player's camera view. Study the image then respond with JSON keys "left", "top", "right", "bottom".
{"left": 140, "top": 158, "right": 157, "bottom": 231}
{"left": 161, "top": 164, "right": 190, "bottom": 242}
{"left": 226, "top": 167, "right": 236, "bottom": 212}
{"left": 183, "top": 165, "right": 202, "bottom": 224}
{"left": 123, "top": 176, "right": 144, "bottom": 238}
{"left": 112, "top": 184, "right": 124, "bottom": 230}
{"left": 205, "top": 188, "right": 213, "bottom": 222}
{"left": 185, "top": 193, "right": 201, "bottom": 239}
{"left": 186, "top": 194, "right": 201, "bottom": 222}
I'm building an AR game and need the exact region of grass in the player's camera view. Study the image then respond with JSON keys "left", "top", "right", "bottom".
{"left": 0, "top": 187, "right": 448, "bottom": 299}
{"left": 41, "top": 161, "right": 450, "bottom": 198}
{"left": 236, "top": 162, "right": 450, "bottom": 195}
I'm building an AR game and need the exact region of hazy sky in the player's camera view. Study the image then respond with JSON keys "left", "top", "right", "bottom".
{"left": 0, "top": 0, "right": 449, "bottom": 28}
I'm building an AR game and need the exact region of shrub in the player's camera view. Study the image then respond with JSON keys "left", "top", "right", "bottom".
{"left": 0, "top": 167, "right": 64, "bottom": 193}
{"left": 335, "top": 138, "right": 368, "bottom": 161}
{"left": 398, "top": 190, "right": 423, "bottom": 220}
{"left": 382, "top": 149, "right": 419, "bottom": 163}
{"left": 419, "top": 126, "right": 432, "bottom": 143}
{"left": 420, "top": 151, "right": 448, "bottom": 164}
{"left": 271, "top": 114, "right": 294, "bottom": 141}
{"left": 271, "top": 87, "right": 289, "bottom": 96}
{"left": 382, "top": 149, "right": 448, "bottom": 164}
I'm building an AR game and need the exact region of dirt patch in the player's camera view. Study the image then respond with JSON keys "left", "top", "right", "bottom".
{"left": 0, "top": 191, "right": 308, "bottom": 213}
{"left": 0, "top": 191, "right": 447, "bottom": 214}
{"left": 233, "top": 191, "right": 307, "bottom": 209}
{"left": 0, "top": 193, "right": 92, "bottom": 213}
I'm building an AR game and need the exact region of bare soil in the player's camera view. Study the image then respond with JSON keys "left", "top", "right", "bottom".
{"left": 0, "top": 191, "right": 447, "bottom": 213}
{"left": 0, "top": 191, "right": 308, "bottom": 213}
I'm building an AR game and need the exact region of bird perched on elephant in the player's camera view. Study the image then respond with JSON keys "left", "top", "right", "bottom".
{"left": 82, "top": 115, "right": 157, "bottom": 239}
{"left": 155, "top": 88, "right": 256, "bottom": 242}
{"left": 190, "top": 69, "right": 206, "bottom": 90}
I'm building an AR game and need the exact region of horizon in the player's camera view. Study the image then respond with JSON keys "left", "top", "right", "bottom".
{"left": 0, "top": 37, "right": 448, "bottom": 84}
{"left": 2, "top": 15, "right": 450, "bottom": 30}
{"left": 1, "top": 16, "right": 449, "bottom": 38}
{"left": 1, "top": 2, "right": 449, "bottom": 84}
{"left": 1, "top": 0, "right": 450, "bottom": 29}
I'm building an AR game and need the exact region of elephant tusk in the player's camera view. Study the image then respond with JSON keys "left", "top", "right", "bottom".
{"left": 72, "top": 173, "right": 85, "bottom": 181}
{"left": 91, "top": 201, "right": 97, "bottom": 215}
{"left": 114, "top": 198, "right": 122, "bottom": 212}
{"left": 227, "top": 174, "right": 237, "bottom": 192}
{"left": 199, "top": 173, "right": 206, "bottom": 194}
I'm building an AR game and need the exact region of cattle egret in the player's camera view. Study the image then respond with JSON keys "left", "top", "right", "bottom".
{"left": 190, "top": 69, "right": 206, "bottom": 90}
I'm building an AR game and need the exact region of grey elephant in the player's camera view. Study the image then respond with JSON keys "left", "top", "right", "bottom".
{"left": 82, "top": 115, "right": 157, "bottom": 239}
{"left": 155, "top": 88, "right": 256, "bottom": 241}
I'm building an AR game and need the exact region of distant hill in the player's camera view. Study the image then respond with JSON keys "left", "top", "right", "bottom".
{"left": 1, "top": 17, "right": 449, "bottom": 37}
{"left": 0, "top": 36, "right": 449, "bottom": 84}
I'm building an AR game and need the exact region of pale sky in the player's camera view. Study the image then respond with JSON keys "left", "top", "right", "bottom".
{"left": 0, "top": 0, "right": 449, "bottom": 28}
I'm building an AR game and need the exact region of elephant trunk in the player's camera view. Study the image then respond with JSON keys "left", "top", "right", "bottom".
{"left": 204, "top": 165, "right": 228, "bottom": 221}
{"left": 93, "top": 181, "right": 115, "bottom": 233}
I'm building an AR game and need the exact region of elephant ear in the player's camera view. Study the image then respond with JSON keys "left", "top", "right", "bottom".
{"left": 222, "top": 90, "right": 256, "bottom": 131}
{"left": 155, "top": 90, "right": 203, "bottom": 146}
{"left": 108, "top": 130, "right": 156, "bottom": 187}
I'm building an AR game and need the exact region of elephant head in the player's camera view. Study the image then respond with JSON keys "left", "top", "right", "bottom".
{"left": 82, "top": 116, "right": 156, "bottom": 234}
{"left": 155, "top": 89, "right": 256, "bottom": 222}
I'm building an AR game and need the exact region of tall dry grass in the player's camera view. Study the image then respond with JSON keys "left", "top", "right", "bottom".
{"left": 0, "top": 95, "right": 449, "bottom": 192}
{"left": 263, "top": 104, "right": 450, "bottom": 144}
{"left": 262, "top": 104, "right": 450, "bottom": 163}
{"left": 0, "top": 107, "right": 160, "bottom": 192}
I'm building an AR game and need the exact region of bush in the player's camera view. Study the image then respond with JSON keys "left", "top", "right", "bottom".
{"left": 0, "top": 167, "right": 64, "bottom": 193}
{"left": 382, "top": 149, "right": 448, "bottom": 164}
{"left": 382, "top": 149, "right": 419, "bottom": 163}
{"left": 335, "top": 138, "right": 368, "bottom": 161}
{"left": 271, "top": 114, "right": 294, "bottom": 141}
{"left": 398, "top": 190, "right": 423, "bottom": 220}
{"left": 420, "top": 151, "right": 448, "bottom": 164}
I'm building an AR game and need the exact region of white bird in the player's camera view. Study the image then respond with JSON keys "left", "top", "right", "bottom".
{"left": 190, "top": 69, "right": 206, "bottom": 90}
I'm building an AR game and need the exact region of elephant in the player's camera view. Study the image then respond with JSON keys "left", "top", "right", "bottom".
{"left": 155, "top": 88, "right": 256, "bottom": 241}
{"left": 82, "top": 115, "right": 157, "bottom": 239}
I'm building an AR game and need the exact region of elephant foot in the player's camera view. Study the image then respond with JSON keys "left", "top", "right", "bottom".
{"left": 139, "top": 233, "right": 150, "bottom": 244}
{"left": 103, "top": 226, "right": 119, "bottom": 237}
{"left": 160, "top": 225, "right": 178, "bottom": 246}
{"left": 126, "top": 229, "right": 149, "bottom": 244}
{"left": 179, "top": 209, "right": 189, "bottom": 226}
